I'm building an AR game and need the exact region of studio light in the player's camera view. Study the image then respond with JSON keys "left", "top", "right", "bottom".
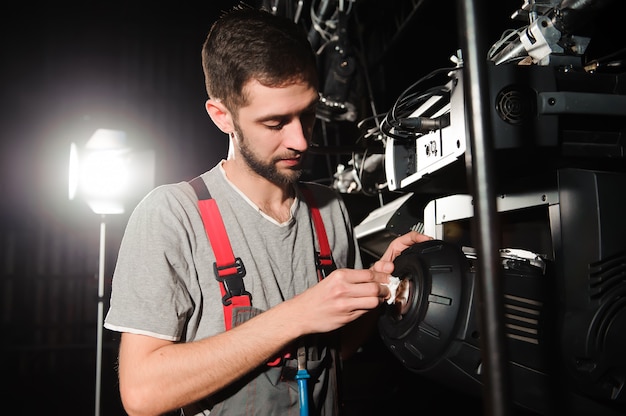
{"left": 69, "top": 128, "right": 154, "bottom": 215}
{"left": 68, "top": 128, "right": 154, "bottom": 416}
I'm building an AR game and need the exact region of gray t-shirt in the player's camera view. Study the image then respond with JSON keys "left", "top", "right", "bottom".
{"left": 104, "top": 162, "right": 362, "bottom": 415}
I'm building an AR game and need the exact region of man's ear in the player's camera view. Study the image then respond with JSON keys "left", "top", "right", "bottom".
{"left": 205, "top": 99, "right": 234, "bottom": 134}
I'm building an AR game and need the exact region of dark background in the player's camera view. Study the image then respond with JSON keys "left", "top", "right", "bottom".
{"left": 1, "top": 1, "right": 624, "bottom": 415}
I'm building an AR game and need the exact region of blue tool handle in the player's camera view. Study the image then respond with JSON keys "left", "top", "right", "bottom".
{"left": 295, "top": 369, "right": 310, "bottom": 416}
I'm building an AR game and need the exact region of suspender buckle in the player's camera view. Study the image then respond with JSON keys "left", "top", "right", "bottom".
{"left": 214, "top": 257, "right": 251, "bottom": 306}
{"left": 267, "top": 352, "right": 292, "bottom": 367}
{"left": 315, "top": 252, "right": 336, "bottom": 280}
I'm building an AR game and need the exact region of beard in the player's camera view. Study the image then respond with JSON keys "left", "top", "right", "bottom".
{"left": 235, "top": 126, "right": 304, "bottom": 186}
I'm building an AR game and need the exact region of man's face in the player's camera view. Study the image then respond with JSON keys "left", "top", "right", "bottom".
{"left": 231, "top": 79, "right": 318, "bottom": 185}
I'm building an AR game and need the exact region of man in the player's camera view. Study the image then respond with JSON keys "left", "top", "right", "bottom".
{"left": 104, "top": 6, "right": 430, "bottom": 416}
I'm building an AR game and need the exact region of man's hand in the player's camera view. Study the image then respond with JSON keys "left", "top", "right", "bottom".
{"left": 288, "top": 267, "right": 392, "bottom": 335}
{"left": 369, "top": 230, "right": 432, "bottom": 277}
{"left": 290, "top": 231, "right": 432, "bottom": 335}
{"left": 379, "top": 230, "right": 433, "bottom": 262}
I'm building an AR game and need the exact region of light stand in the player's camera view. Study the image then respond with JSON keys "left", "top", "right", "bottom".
{"left": 95, "top": 216, "right": 106, "bottom": 416}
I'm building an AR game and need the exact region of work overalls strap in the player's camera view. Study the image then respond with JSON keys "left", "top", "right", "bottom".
{"left": 189, "top": 176, "right": 336, "bottom": 331}
{"left": 189, "top": 176, "right": 251, "bottom": 330}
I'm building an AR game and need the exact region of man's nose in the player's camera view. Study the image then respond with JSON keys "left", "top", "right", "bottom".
{"left": 284, "top": 120, "right": 310, "bottom": 152}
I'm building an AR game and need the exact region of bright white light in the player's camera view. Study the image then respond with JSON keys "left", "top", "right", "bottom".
{"left": 69, "top": 128, "right": 155, "bottom": 215}
{"left": 69, "top": 129, "right": 131, "bottom": 214}
{"left": 82, "top": 149, "right": 130, "bottom": 198}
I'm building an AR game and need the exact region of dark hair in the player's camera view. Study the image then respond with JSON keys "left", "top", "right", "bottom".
{"left": 201, "top": 6, "right": 319, "bottom": 112}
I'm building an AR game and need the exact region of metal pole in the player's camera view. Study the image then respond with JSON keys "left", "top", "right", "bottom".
{"left": 457, "top": 0, "right": 512, "bottom": 415}
{"left": 95, "top": 216, "right": 106, "bottom": 416}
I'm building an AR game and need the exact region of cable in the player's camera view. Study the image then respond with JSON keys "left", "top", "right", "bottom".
{"left": 487, "top": 27, "right": 526, "bottom": 62}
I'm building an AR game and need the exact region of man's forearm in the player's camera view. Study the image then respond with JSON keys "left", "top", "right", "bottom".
{"left": 119, "top": 299, "right": 305, "bottom": 415}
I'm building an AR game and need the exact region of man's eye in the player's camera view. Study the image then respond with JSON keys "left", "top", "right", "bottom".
{"left": 265, "top": 118, "right": 287, "bottom": 130}
{"left": 266, "top": 123, "right": 284, "bottom": 130}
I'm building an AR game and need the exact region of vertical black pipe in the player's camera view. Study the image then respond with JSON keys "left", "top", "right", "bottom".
{"left": 457, "top": 1, "right": 512, "bottom": 415}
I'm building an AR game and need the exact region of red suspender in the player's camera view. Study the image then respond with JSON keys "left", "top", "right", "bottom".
{"left": 189, "top": 177, "right": 335, "bottom": 331}
{"left": 190, "top": 177, "right": 251, "bottom": 330}
{"left": 300, "top": 186, "right": 336, "bottom": 280}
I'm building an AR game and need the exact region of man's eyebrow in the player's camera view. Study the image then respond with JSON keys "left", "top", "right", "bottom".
{"left": 256, "top": 100, "right": 319, "bottom": 122}
{"left": 256, "top": 112, "right": 288, "bottom": 123}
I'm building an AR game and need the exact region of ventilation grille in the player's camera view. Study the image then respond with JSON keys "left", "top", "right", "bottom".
{"left": 504, "top": 293, "right": 542, "bottom": 344}
{"left": 588, "top": 251, "right": 626, "bottom": 300}
{"left": 587, "top": 251, "right": 626, "bottom": 352}
{"left": 495, "top": 86, "right": 536, "bottom": 125}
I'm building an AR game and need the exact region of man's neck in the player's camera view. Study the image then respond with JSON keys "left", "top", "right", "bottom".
{"left": 222, "top": 159, "right": 295, "bottom": 222}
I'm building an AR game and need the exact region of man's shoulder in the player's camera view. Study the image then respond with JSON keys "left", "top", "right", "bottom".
{"left": 298, "top": 180, "right": 337, "bottom": 195}
{"left": 131, "top": 180, "right": 199, "bottom": 217}
{"left": 298, "top": 181, "right": 344, "bottom": 210}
